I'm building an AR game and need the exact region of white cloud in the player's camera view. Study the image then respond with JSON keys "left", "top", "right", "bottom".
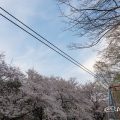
{"left": 60, "top": 54, "right": 98, "bottom": 83}
{"left": 83, "top": 55, "right": 98, "bottom": 72}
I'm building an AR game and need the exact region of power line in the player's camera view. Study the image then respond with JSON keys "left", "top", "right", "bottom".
{"left": 0, "top": 11, "right": 97, "bottom": 78}
{"left": 0, "top": 7, "right": 111, "bottom": 87}
{"left": 0, "top": 6, "right": 95, "bottom": 76}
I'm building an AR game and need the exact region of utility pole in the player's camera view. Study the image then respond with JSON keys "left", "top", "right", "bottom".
{"left": 107, "top": 86, "right": 118, "bottom": 120}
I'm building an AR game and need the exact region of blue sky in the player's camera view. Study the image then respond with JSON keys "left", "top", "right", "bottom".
{"left": 0, "top": 0, "right": 102, "bottom": 84}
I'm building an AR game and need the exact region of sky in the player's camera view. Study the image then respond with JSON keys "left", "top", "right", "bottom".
{"left": 0, "top": 0, "right": 102, "bottom": 84}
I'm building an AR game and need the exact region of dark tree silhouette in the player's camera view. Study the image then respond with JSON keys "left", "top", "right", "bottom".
{"left": 57, "top": 0, "right": 120, "bottom": 48}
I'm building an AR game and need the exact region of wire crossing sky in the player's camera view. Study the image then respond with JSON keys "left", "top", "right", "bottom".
{"left": 0, "top": 0, "right": 101, "bottom": 83}
{"left": 0, "top": 9, "right": 98, "bottom": 80}
{"left": 0, "top": 7, "right": 95, "bottom": 77}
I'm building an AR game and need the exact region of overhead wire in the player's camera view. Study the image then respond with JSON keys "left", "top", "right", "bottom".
{"left": 0, "top": 7, "right": 111, "bottom": 89}
{"left": 0, "top": 7, "right": 110, "bottom": 84}
{"left": 0, "top": 13, "right": 96, "bottom": 78}
{"left": 0, "top": 6, "right": 95, "bottom": 77}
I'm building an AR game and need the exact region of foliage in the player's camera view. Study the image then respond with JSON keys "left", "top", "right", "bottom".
{"left": 0, "top": 54, "right": 107, "bottom": 120}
